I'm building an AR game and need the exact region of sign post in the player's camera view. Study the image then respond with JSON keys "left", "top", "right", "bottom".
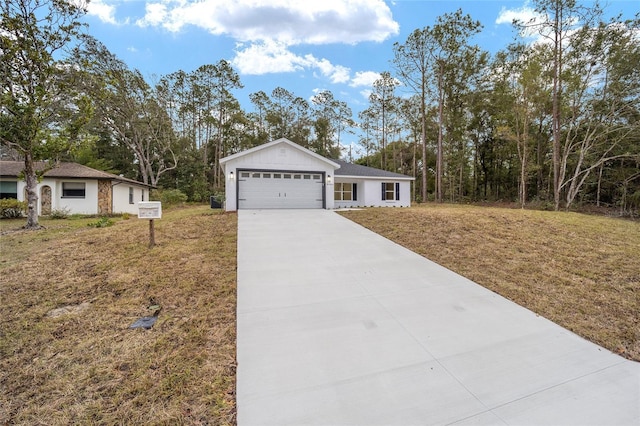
{"left": 149, "top": 219, "right": 155, "bottom": 248}
{"left": 138, "top": 202, "right": 162, "bottom": 248}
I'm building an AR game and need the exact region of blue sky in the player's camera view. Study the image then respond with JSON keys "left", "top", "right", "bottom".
{"left": 82, "top": 0, "right": 638, "bottom": 146}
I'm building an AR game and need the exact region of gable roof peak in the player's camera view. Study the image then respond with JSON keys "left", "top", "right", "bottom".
{"left": 219, "top": 138, "right": 340, "bottom": 168}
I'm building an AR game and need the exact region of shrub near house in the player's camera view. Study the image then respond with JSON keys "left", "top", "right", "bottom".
{"left": 0, "top": 199, "right": 27, "bottom": 219}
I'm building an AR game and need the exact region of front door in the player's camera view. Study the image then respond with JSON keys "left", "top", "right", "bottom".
{"left": 40, "top": 186, "right": 51, "bottom": 215}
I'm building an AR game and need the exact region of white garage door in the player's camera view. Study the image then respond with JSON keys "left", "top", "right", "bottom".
{"left": 238, "top": 171, "right": 324, "bottom": 209}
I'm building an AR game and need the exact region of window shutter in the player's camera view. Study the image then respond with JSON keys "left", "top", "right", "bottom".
{"left": 381, "top": 182, "right": 385, "bottom": 200}
{"left": 395, "top": 182, "right": 400, "bottom": 200}
{"left": 353, "top": 183, "right": 357, "bottom": 201}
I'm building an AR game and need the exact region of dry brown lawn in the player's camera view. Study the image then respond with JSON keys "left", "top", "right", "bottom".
{"left": 0, "top": 206, "right": 237, "bottom": 425}
{"left": 2, "top": 203, "right": 638, "bottom": 425}
{"left": 339, "top": 204, "right": 640, "bottom": 361}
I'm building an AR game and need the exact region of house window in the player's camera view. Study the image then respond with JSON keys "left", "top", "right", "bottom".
{"left": 381, "top": 182, "right": 400, "bottom": 201}
{"left": 129, "top": 187, "right": 134, "bottom": 204}
{"left": 62, "top": 182, "right": 85, "bottom": 198}
{"left": 335, "top": 183, "right": 357, "bottom": 201}
{"left": 0, "top": 181, "right": 18, "bottom": 199}
{"left": 141, "top": 190, "right": 145, "bottom": 201}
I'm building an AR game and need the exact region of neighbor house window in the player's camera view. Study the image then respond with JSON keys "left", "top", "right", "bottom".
{"left": 129, "top": 187, "right": 134, "bottom": 204}
{"left": 62, "top": 182, "right": 85, "bottom": 198}
{"left": 0, "top": 181, "right": 18, "bottom": 199}
{"left": 335, "top": 183, "right": 357, "bottom": 201}
{"left": 381, "top": 182, "right": 399, "bottom": 201}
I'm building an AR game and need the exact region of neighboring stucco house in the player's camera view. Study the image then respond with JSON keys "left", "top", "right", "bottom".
{"left": 219, "top": 138, "right": 414, "bottom": 211}
{"left": 0, "top": 161, "right": 151, "bottom": 215}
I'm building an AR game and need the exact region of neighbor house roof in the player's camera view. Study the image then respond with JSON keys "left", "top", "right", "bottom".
{"left": 0, "top": 161, "right": 151, "bottom": 187}
{"left": 332, "top": 159, "right": 414, "bottom": 180}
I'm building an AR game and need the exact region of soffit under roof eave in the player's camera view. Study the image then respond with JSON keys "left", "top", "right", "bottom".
{"left": 334, "top": 175, "right": 415, "bottom": 181}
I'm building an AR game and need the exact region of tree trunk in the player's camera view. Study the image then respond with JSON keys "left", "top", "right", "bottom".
{"left": 518, "top": 102, "right": 529, "bottom": 209}
{"left": 413, "top": 140, "right": 417, "bottom": 202}
{"left": 520, "top": 139, "right": 528, "bottom": 208}
{"left": 551, "top": 1, "right": 563, "bottom": 211}
{"left": 381, "top": 102, "right": 386, "bottom": 170}
{"left": 459, "top": 158, "right": 464, "bottom": 200}
{"left": 23, "top": 153, "right": 40, "bottom": 229}
{"left": 596, "top": 162, "right": 603, "bottom": 207}
{"left": 421, "top": 85, "right": 428, "bottom": 203}
{"left": 537, "top": 118, "right": 545, "bottom": 198}
{"left": 436, "top": 62, "right": 444, "bottom": 203}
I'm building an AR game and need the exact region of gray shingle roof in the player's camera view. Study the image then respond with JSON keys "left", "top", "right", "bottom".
{"left": 332, "top": 159, "right": 413, "bottom": 179}
{"left": 0, "top": 161, "right": 151, "bottom": 187}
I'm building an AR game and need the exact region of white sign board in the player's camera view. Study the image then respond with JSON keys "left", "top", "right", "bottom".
{"left": 138, "top": 201, "right": 162, "bottom": 219}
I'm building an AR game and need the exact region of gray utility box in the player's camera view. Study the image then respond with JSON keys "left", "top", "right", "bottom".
{"left": 210, "top": 196, "right": 222, "bottom": 209}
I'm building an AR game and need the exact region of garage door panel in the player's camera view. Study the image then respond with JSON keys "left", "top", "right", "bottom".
{"left": 238, "top": 171, "right": 323, "bottom": 209}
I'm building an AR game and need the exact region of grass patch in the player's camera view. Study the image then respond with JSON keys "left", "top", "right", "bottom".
{"left": 339, "top": 204, "right": 640, "bottom": 361}
{"left": 0, "top": 206, "right": 237, "bottom": 424}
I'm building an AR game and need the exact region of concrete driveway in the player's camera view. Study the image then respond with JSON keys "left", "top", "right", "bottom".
{"left": 236, "top": 209, "right": 639, "bottom": 425}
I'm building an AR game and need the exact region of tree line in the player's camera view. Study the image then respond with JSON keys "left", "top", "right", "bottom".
{"left": 2, "top": 0, "right": 639, "bottom": 228}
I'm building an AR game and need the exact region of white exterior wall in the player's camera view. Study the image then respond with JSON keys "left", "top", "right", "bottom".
{"left": 222, "top": 141, "right": 336, "bottom": 211}
{"left": 10, "top": 177, "right": 147, "bottom": 215}
{"left": 15, "top": 179, "right": 26, "bottom": 201}
{"left": 13, "top": 177, "right": 96, "bottom": 214}
{"left": 112, "top": 184, "right": 146, "bottom": 214}
{"left": 55, "top": 179, "right": 99, "bottom": 215}
{"left": 334, "top": 178, "right": 412, "bottom": 208}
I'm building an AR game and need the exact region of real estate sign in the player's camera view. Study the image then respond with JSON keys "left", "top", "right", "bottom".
{"left": 138, "top": 201, "right": 162, "bottom": 219}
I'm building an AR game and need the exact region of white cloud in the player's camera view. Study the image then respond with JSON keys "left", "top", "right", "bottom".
{"left": 232, "top": 41, "right": 305, "bottom": 74}
{"left": 134, "top": 0, "right": 398, "bottom": 45}
{"left": 232, "top": 41, "right": 353, "bottom": 84}
{"left": 495, "top": 5, "right": 538, "bottom": 27}
{"left": 86, "top": 0, "right": 119, "bottom": 25}
{"left": 496, "top": 4, "right": 586, "bottom": 45}
{"left": 137, "top": 3, "right": 168, "bottom": 28}
{"left": 350, "top": 71, "right": 381, "bottom": 87}
{"left": 127, "top": 46, "right": 138, "bottom": 53}
{"left": 496, "top": 4, "right": 553, "bottom": 42}
{"left": 307, "top": 56, "right": 351, "bottom": 84}
{"left": 99, "top": 0, "right": 398, "bottom": 84}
